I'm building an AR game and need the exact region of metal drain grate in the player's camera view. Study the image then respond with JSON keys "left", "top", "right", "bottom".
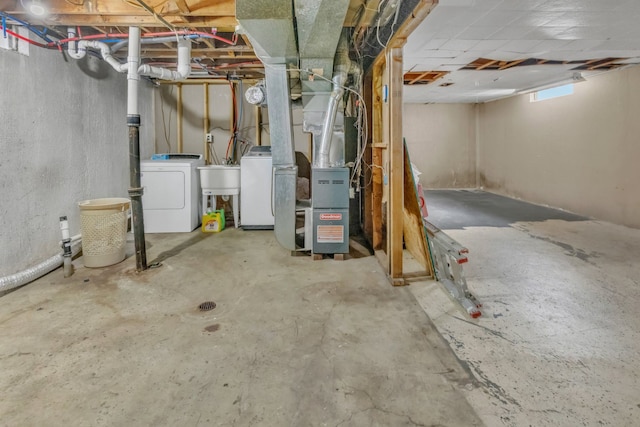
{"left": 198, "top": 301, "right": 216, "bottom": 311}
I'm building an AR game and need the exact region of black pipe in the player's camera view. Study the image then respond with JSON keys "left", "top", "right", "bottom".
{"left": 127, "top": 114, "right": 147, "bottom": 271}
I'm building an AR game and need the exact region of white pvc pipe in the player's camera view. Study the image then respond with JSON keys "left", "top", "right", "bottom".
{"left": 67, "top": 27, "right": 83, "bottom": 59}
{"left": 67, "top": 27, "right": 192, "bottom": 87}
{"left": 83, "top": 40, "right": 127, "bottom": 72}
{"left": 67, "top": 27, "right": 127, "bottom": 72}
{"left": 137, "top": 38, "right": 191, "bottom": 81}
{"left": 127, "top": 27, "right": 141, "bottom": 116}
{"left": 0, "top": 242, "right": 81, "bottom": 293}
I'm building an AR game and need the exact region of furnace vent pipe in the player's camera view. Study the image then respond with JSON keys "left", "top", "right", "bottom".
{"left": 316, "top": 33, "right": 355, "bottom": 168}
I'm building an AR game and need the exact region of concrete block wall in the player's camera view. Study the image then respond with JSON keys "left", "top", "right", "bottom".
{"left": 0, "top": 44, "right": 155, "bottom": 276}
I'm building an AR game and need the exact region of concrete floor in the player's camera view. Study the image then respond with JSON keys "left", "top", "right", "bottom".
{"left": 0, "top": 230, "right": 483, "bottom": 426}
{"left": 411, "top": 190, "right": 640, "bottom": 427}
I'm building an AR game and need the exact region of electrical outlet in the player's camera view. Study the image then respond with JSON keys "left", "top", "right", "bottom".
{"left": 206, "top": 133, "right": 213, "bottom": 143}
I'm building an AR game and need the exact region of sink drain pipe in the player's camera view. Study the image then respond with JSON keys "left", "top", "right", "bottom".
{"left": 126, "top": 26, "right": 148, "bottom": 272}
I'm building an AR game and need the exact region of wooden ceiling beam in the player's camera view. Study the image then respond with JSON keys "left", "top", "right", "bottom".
{"left": 2, "top": 0, "right": 235, "bottom": 16}
{"left": 477, "top": 59, "right": 499, "bottom": 70}
{"left": 42, "top": 15, "right": 237, "bottom": 30}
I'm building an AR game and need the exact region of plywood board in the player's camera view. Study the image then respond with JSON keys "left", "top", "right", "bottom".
{"left": 403, "top": 142, "right": 434, "bottom": 278}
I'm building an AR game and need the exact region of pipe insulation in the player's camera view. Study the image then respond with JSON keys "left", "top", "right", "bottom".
{"left": 0, "top": 242, "right": 81, "bottom": 293}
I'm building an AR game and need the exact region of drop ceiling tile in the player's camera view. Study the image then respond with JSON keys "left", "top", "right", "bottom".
{"left": 557, "top": 26, "right": 612, "bottom": 40}
{"left": 497, "top": 0, "right": 552, "bottom": 11}
{"left": 490, "top": 26, "right": 540, "bottom": 39}
{"left": 455, "top": 26, "right": 500, "bottom": 39}
{"left": 405, "top": 37, "right": 449, "bottom": 52}
{"left": 471, "top": 11, "right": 526, "bottom": 27}
{"left": 431, "top": 26, "right": 470, "bottom": 39}
{"left": 468, "top": 39, "right": 511, "bottom": 52}
{"left": 537, "top": 0, "right": 612, "bottom": 12}
{"left": 545, "top": 12, "right": 621, "bottom": 27}
{"left": 528, "top": 39, "right": 573, "bottom": 53}
{"left": 562, "top": 39, "right": 609, "bottom": 51}
{"left": 500, "top": 39, "right": 547, "bottom": 53}
{"left": 613, "top": 1, "right": 640, "bottom": 12}
{"left": 592, "top": 40, "right": 640, "bottom": 51}
{"left": 510, "top": 11, "right": 566, "bottom": 27}
{"left": 439, "top": 39, "right": 481, "bottom": 51}
{"left": 439, "top": 0, "right": 503, "bottom": 9}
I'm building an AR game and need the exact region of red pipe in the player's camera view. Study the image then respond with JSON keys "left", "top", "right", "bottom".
{"left": 0, "top": 25, "right": 49, "bottom": 48}
{"left": 52, "top": 30, "right": 235, "bottom": 46}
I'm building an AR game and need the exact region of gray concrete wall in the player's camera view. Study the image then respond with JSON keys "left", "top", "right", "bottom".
{"left": 403, "top": 103, "right": 477, "bottom": 188}
{"left": 478, "top": 66, "right": 640, "bottom": 229}
{"left": 0, "top": 44, "right": 155, "bottom": 276}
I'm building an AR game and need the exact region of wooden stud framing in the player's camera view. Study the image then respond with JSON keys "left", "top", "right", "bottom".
{"left": 364, "top": 0, "right": 437, "bottom": 284}
{"left": 363, "top": 71, "right": 374, "bottom": 243}
{"left": 387, "top": 46, "right": 404, "bottom": 282}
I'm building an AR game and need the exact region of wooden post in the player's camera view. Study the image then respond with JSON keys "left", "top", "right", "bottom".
{"left": 177, "top": 83, "right": 183, "bottom": 153}
{"left": 387, "top": 46, "right": 404, "bottom": 282}
{"left": 363, "top": 70, "right": 374, "bottom": 244}
{"left": 371, "top": 60, "right": 385, "bottom": 251}
{"left": 204, "top": 83, "right": 210, "bottom": 163}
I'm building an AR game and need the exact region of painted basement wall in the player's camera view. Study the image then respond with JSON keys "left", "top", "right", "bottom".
{"left": 478, "top": 66, "right": 640, "bottom": 229}
{"left": 154, "top": 84, "right": 311, "bottom": 163}
{"left": 0, "top": 43, "right": 155, "bottom": 277}
{"left": 403, "top": 103, "right": 476, "bottom": 188}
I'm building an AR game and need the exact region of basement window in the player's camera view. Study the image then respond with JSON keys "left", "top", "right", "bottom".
{"left": 530, "top": 84, "right": 574, "bottom": 102}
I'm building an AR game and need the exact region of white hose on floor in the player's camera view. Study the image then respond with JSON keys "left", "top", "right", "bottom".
{"left": 0, "top": 241, "right": 81, "bottom": 293}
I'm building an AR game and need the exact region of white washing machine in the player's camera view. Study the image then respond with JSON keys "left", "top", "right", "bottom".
{"left": 241, "top": 146, "right": 274, "bottom": 228}
{"left": 141, "top": 154, "right": 204, "bottom": 233}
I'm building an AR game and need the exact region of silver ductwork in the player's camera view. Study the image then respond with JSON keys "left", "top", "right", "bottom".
{"left": 236, "top": 0, "right": 351, "bottom": 252}
{"left": 316, "top": 32, "right": 355, "bottom": 168}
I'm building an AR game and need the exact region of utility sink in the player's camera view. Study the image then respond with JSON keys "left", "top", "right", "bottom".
{"left": 198, "top": 165, "right": 241, "bottom": 190}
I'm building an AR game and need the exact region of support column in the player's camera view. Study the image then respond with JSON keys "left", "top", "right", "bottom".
{"left": 387, "top": 46, "right": 404, "bottom": 281}
{"left": 126, "top": 26, "right": 147, "bottom": 272}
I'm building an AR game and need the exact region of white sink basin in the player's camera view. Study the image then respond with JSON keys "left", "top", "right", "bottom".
{"left": 198, "top": 165, "right": 241, "bottom": 190}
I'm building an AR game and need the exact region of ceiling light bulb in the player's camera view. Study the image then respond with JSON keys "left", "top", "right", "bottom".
{"left": 26, "top": 0, "right": 47, "bottom": 17}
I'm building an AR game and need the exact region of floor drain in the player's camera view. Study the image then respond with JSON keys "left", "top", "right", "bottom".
{"left": 198, "top": 301, "right": 216, "bottom": 311}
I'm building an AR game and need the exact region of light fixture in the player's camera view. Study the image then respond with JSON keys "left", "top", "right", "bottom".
{"left": 22, "top": 0, "right": 48, "bottom": 17}
{"left": 517, "top": 72, "right": 586, "bottom": 95}
{"left": 245, "top": 80, "right": 267, "bottom": 106}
